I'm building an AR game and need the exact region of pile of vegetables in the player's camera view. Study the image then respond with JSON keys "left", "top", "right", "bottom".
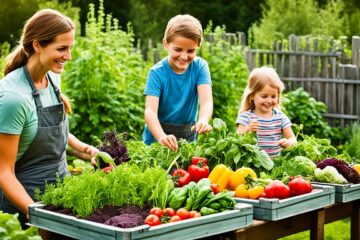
{"left": 314, "top": 158, "right": 360, "bottom": 184}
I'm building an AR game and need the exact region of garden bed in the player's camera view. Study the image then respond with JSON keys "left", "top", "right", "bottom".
{"left": 28, "top": 203, "right": 253, "bottom": 240}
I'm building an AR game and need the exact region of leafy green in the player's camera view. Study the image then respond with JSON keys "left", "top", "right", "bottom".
{"left": 314, "top": 166, "right": 348, "bottom": 184}
{"left": 0, "top": 211, "right": 41, "bottom": 239}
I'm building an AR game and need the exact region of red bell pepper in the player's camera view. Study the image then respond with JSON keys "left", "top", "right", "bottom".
{"left": 172, "top": 169, "right": 191, "bottom": 187}
{"left": 187, "top": 160, "right": 209, "bottom": 182}
{"left": 191, "top": 157, "right": 209, "bottom": 165}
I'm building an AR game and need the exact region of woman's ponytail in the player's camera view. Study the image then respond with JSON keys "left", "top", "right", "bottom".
{"left": 4, "top": 45, "right": 28, "bottom": 76}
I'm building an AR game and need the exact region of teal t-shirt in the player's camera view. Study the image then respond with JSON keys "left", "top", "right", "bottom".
{"left": 142, "top": 57, "right": 211, "bottom": 145}
{"left": 0, "top": 67, "right": 61, "bottom": 161}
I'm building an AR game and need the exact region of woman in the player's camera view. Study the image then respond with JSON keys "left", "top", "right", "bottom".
{"left": 0, "top": 9, "right": 98, "bottom": 229}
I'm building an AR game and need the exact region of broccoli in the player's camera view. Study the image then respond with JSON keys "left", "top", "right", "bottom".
{"left": 316, "top": 158, "right": 360, "bottom": 184}
{"left": 314, "top": 166, "right": 348, "bottom": 184}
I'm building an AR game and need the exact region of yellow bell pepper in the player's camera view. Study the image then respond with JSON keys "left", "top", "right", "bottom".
{"left": 208, "top": 164, "right": 233, "bottom": 191}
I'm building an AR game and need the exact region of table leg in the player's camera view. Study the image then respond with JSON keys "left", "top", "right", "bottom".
{"left": 310, "top": 209, "right": 325, "bottom": 240}
{"left": 351, "top": 200, "right": 360, "bottom": 240}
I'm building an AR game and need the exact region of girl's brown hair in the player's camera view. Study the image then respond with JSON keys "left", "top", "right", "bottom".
{"left": 163, "top": 14, "right": 203, "bottom": 46}
{"left": 239, "top": 66, "right": 285, "bottom": 113}
{"left": 4, "top": 9, "right": 74, "bottom": 113}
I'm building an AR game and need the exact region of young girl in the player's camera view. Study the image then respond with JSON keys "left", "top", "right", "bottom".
{"left": 143, "top": 14, "right": 213, "bottom": 151}
{"left": 236, "top": 67, "right": 296, "bottom": 158}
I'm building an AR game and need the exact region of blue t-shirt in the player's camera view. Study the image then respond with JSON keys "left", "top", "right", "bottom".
{"left": 143, "top": 57, "right": 211, "bottom": 144}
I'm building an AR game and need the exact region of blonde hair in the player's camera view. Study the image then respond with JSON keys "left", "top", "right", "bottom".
{"left": 163, "top": 14, "right": 203, "bottom": 46}
{"left": 239, "top": 66, "right": 285, "bottom": 113}
{"left": 4, "top": 9, "right": 74, "bottom": 113}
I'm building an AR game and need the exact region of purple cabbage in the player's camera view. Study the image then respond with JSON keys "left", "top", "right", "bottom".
{"left": 98, "top": 131, "right": 129, "bottom": 168}
{"left": 316, "top": 158, "right": 360, "bottom": 184}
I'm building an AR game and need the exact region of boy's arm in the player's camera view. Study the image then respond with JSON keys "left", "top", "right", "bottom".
{"left": 144, "top": 95, "right": 178, "bottom": 151}
{"left": 196, "top": 84, "right": 213, "bottom": 134}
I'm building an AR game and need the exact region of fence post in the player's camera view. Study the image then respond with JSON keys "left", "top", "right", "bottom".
{"left": 236, "top": 32, "right": 246, "bottom": 46}
{"left": 352, "top": 36, "right": 360, "bottom": 67}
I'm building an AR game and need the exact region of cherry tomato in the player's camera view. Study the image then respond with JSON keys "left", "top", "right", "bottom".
{"left": 144, "top": 214, "right": 161, "bottom": 226}
{"left": 288, "top": 177, "right": 313, "bottom": 196}
{"left": 176, "top": 208, "right": 189, "bottom": 220}
{"left": 164, "top": 208, "right": 176, "bottom": 217}
{"left": 150, "top": 207, "right": 164, "bottom": 218}
{"left": 172, "top": 169, "right": 191, "bottom": 187}
{"left": 188, "top": 210, "right": 201, "bottom": 218}
{"left": 169, "top": 215, "right": 182, "bottom": 223}
{"left": 191, "top": 157, "right": 209, "bottom": 165}
{"left": 210, "top": 183, "right": 220, "bottom": 194}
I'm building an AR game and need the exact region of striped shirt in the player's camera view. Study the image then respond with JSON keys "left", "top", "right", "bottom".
{"left": 236, "top": 109, "right": 292, "bottom": 158}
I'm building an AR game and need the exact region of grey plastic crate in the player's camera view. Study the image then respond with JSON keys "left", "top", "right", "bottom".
{"left": 28, "top": 203, "right": 253, "bottom": 240}
{"left": 312, "top": 182, "right": 360, "bottom": 203}
{"left": 234, "top": 184, "right": 335, "bottom": 221}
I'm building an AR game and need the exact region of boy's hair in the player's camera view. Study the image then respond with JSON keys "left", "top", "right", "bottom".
{"left": 239, "top": 66, "right": 285, "bottom": 112}
{"left": 163, "top": 14, "right": 203, "bottom": 46}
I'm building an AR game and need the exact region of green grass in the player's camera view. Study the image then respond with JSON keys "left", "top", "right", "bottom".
{"left": 280, "top": 218, "right": 350, "bottom": 240}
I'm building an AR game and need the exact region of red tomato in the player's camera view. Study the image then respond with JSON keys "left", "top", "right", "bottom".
{"left": 188, "top": 210, "right": 201, "bottom": 218}
{"left": 264, "top": 180, "right": 291, "bottom": 199}
{"left": 169, "top": 215, "right": 182, "bottom": 223}
{"left": 164, "top": 208, "right": 176, "bottom": 217}
{"left": 191, "top": 157, "right": 209, "bottom": 165}
{"left": 172, "top": 169, "right": 191, "bottom": 187}
{"left": 176, "top": 208, "right": 189, "bottom": 220}
{"left": 187, "top": 163, "right": 209, "bottom": 182}
{"left": 101, "top": 165, "right": 114, "bottom": 173}
{"left": 210, "top": 183, "right": 220, "bottom": 194}
{"left": 144, "top": 214, "right": 161, "bottom": 226}
{"left": 150, "top": 207, "right": 164, "bottom": 217}
{"left": 288, "top": 177, "right": 313, "bottom": 196}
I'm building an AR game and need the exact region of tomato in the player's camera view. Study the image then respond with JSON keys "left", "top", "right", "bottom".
{"left": 176, "top": 208, "right": 189, "bottom": 220}
{"left": 187, "top": 163, "right": 209, "bottom": 182}
{"left": 210, "top": 183, "right": 220, "bottom": 194}
{"left": 150, "top": 207, "right": 164, "bottom": 217}
{"left": 264, "top": 180, "right": 291, "bottom": 199}
{"left": 144, "top": 214, "right": 161, "bottom": 226}
{"left": 288, "top": 177, "right": 313, "bottom": 196}
{"left": 191, "top": 157, "right": 209, "bottom": 165}
{"left": 101, "top": 164, "right": 114, "bottom": 173}
{"left": 172, "top": 169, "right": 191, "bottom": 187}
{"left": 164, "top": 208, "right": 176, "bottom": 217}
{"left": 188, "top": 210, "right": 201, "bottom": 218}
{"left": 169, "top": 215, "right": 182, "bottom": 223}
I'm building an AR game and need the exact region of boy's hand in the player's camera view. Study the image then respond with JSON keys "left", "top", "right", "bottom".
{"left": 159, "top": 134, "right": 178, "bottom": 151}
{"left": 193, "top": 120, "right": 212, "bottom": 134}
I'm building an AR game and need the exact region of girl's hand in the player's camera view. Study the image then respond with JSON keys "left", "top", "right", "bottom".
{"left": 248, "top": 120, "right": 259, "bottom": 132}
{"left": 278, "top": 138, "right": 290, "bottom": 148}
{"left": 159, "top": 134, "right": 178, "bottom": 151}
{"left": 193, "top": 120, "right": 212, "bottom": 134}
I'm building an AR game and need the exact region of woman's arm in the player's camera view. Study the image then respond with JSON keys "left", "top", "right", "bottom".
{"left": 196, "top": 84, "right": 213, "bottom": 134}
{"left": 144, "top": 95, "right": 178, "bottom": 151}
{"left": 0, "top": 133, "right": 34, "bottom": 215}
{"left": 67, "top": 133, "right": 98, "bottom": 163}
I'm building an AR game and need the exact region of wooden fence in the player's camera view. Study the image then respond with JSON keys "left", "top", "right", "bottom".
{"left": 244, "top": 35, "right": 360, "bottom": 128}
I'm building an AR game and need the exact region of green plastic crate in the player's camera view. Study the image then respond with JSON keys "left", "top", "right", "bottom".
{"left": 312, "top": 182, "right": 360, "bottom": 203}
{"left": 234, "top": 184, "right": 334, "bottom": 221}
{"left": 28, "top": 203, "right": 253, "bottom": 240}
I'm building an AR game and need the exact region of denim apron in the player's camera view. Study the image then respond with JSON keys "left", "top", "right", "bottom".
{"left": 160, "top": 121, "right": 196, "bottom": 142}
{"left": 0, "top": 66, "right": 69, "bottom": 229}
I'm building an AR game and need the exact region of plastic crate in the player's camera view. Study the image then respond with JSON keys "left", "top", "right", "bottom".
{"left": 312, "top": 182, "right": 360, "bottom": 203}
{"left": 28, "top": 203, "right": 253, "bottom": 240}
{"left": 234, "top": 184, "right": 334, "bottom": 221}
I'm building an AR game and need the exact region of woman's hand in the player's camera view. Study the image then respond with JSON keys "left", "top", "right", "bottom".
{"left": 159, "top": 134, "right": 178, "bottom": 151}
{"left": 194, "top": 120, "right": 212, "bottom": 134}
{"left": 84, "top": 145, "right": 99, "bottom": 165}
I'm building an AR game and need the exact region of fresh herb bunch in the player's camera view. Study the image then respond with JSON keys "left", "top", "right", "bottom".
{"left": 97, "top": 131, "right": 129, "bottom": 168}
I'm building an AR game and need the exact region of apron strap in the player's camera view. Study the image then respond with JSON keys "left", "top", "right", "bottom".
{"left": 47, "top": 73, "right": 62, "bottom": 103}
{"left": 23, "top": 66, "right": 42, "bottom": 109}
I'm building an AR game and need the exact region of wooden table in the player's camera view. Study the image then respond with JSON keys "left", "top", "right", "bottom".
{"left": 220, "top": 200, "right": 360, "bottom": 240}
